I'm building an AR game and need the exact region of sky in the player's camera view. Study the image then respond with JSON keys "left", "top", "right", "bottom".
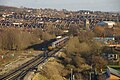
{"left": 0, "top": 0, "right": 120, "bottom": 12}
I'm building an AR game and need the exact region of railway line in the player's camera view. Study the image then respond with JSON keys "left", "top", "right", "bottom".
{"left": 0, "top": 47, "right": 62, "bottom": 80}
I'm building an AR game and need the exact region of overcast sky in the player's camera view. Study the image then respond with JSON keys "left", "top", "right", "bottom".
{"left": 0, "top": 0, "right": 120, "bottom": 12}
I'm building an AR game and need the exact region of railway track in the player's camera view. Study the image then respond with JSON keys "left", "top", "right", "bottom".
{"left": 0, "top": 47, "right": 62, "bottom": 80}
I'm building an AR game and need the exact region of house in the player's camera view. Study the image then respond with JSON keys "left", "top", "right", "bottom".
{"left": 84, "top": 19, "right": 90, "bottom": 30}
{"left": 12, "top": 22, "right": 23, "bottom": 27}
{"left": 108, "top": 54, "right": 119, "bottom": 62}
{"left": 97, "top": 21, "right": 116, "bottom": 28}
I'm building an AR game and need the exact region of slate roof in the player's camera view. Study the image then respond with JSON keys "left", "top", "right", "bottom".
{"left": 107, "top": 66, "right": 120, "bottom": 78}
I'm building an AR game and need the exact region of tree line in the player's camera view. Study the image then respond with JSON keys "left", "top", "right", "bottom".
{"left": 0, "top": 28, "right": 55, "bottom": 50}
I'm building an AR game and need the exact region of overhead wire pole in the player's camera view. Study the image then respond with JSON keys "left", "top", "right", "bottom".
{"left": 71, "top": 68, "right": 73, "bottom": 80}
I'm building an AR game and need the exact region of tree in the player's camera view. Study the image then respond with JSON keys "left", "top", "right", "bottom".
{"left": 42, "top": 32, "right": 55, "bottom": 41}
{"left": 72, "top": 55, "right": 86, "bottom": 69}
{"left": 66, "top": 37, "right": 80, "bottom": 54}
{"left": 113, "top": 28, "right": 120, "bottom": 36}
{"left": 0, "top": 29, "right": 20, "bottom": 50}
{"left": 69, "top": 25, "right": 79, "bottom": 36}
{"left": 94, "top": 26, "right": 105, "bottom": 37}
{"left": 79, "top": 42, "right": 91, "bottom": 56}
{"left": 90, "top": 55, "right": 107, "bottom": 72}
{"left": 78, "top": 31, "right": 94, "bottom": 43}
{"left": 0, "top": 28, "right": 42, "bottom": 50}
{"left": 32, "top": 28, "right": 43, "bottom": 39}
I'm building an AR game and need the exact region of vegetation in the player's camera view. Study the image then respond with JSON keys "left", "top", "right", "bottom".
{"left": 37, "top": 32, "right": 107, "bottom": 79}
{"left": 38, "top": 58, "right": 66, "bottom": 80}
{"left": 32, "top": 73, "right": 48, "bottom": 80}
{"left": 62, "top": 30, "right": 107, "bottom": 79}
{"left": 0, "top": 28, "right": 55, "bottom": 50}
{"left": 1, "top": 5, "right": 120, "bottom": 80}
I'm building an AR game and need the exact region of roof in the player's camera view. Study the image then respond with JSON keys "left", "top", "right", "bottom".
{"left": 97, "top": 21, "right": 115, "bottom": 26}
{"left": 94, "top": 37, "right": 115, "bottom": 43}
{"left": 103, "top": 21, "right": 116, "bottom": 25}
{"left": 107, "top": 66, "right": 120, "bottom": 78}
{"left": 94, "top": 37, "right": 115, "bottom": 40}
{"left": 97, "top": 21, "right": 107, "bottom": 26}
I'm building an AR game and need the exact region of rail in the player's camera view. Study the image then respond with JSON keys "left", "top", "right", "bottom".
{"left": 0, "top": 47, "right": 62, "bottom": 80}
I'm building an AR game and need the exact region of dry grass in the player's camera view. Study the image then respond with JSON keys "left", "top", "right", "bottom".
{"left": 32, "top": 73, "right": 48, "bottom": 80}
{"left": 38, "top": 58, "right": 67, "bottom": 80}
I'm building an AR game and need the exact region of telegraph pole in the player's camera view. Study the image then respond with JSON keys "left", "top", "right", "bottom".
{"left": 71, "top": 68, "right": 74, "bottom": 80}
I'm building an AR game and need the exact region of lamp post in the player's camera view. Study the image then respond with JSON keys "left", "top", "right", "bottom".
{"left": 71, "top": 68, "right": 73, "bottom": 80}
{"left": 70, "top": 68, "right": 74, "bottom": 80}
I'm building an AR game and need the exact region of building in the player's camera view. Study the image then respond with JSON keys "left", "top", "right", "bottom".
{"left": 84, "top": 19, "right": 90, "bottom": 30}
{"left": 97, "top": 21, "right": 116, "bottom": 28}
{"left": 105, "top": 66, "right": 120, "bottom": 80}
{"left": 94, "top": 37, "right": 115, "bottom": 44}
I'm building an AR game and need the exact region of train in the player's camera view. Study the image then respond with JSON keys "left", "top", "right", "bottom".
{"left": 48, "top": 36, "right": 69, "bottom": 50}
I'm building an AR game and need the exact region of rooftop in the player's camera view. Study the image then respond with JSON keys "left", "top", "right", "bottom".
{"left": 107, "top": 66, "right": 120, "bottom": 78}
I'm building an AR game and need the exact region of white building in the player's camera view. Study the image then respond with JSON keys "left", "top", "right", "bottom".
{"left": 97, "top": 21, "right": 116, "bottom": 28}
